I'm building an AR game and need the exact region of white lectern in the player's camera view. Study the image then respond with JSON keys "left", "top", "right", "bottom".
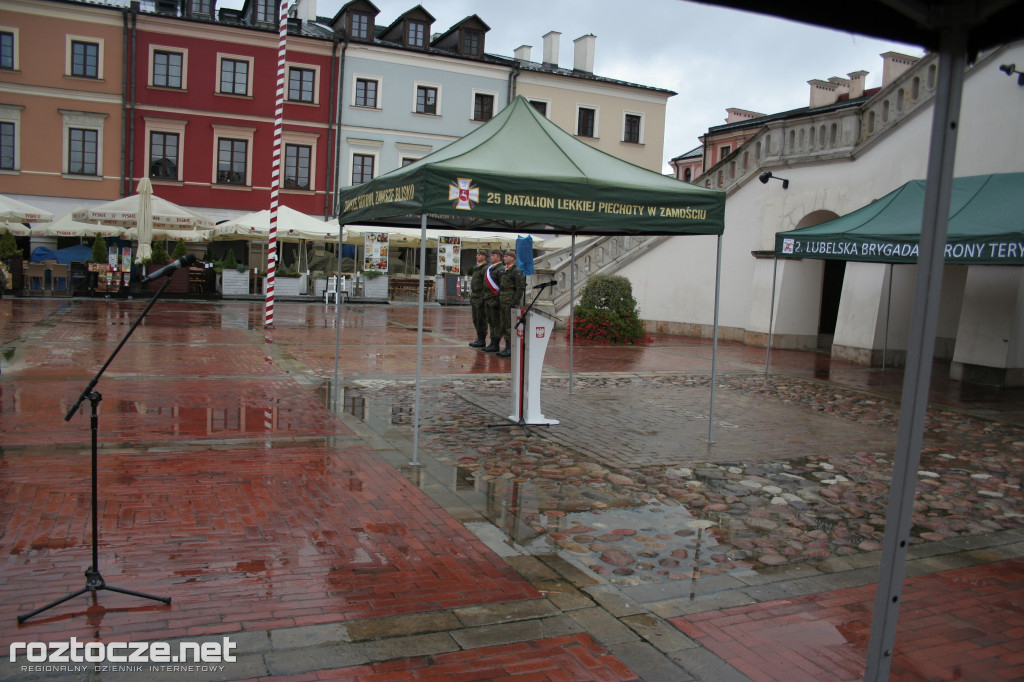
{"left": 509, "top": 307, "right": 559, "bottom": 425}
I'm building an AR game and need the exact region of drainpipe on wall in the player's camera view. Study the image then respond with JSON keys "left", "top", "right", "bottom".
{"left": 324, "top": 31, "right": 344, "bottom": 219}
{"left": 120, "top": 8, "right": 130, "bottom": 196}
{"left": 507, "top": 60, "right": 520, "bottom": 101}
{"left": 127, "top": 2, "right": 138, "bottom": 197}
{"left": 330, "top": 33, "right": 349, "bottom": 218}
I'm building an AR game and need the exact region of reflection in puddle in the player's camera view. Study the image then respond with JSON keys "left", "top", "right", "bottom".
{"left": 454, "top": 465, "right": 744, "bottom": 590}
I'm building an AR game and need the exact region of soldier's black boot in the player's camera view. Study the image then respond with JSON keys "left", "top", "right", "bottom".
{"left": 483, "top": 338, "right": 500, "bottom": 352}
{"left": 497, "top": 344, "right": 511, "bottom": 357}
{"left": 469, "top": 336, "right": 485, "bottom": 348}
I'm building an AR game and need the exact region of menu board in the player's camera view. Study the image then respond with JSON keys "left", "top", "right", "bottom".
{"left": 363, "top": 233, "right": 389, "bottom": 272}
{"left": 437, "top": 236, "right": 461, "bottom": 275}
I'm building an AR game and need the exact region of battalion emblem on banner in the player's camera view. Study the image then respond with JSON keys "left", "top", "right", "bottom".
{"left": 782, "top": 238, "right": 795, "bottom": 254}
{"left": 536, "top": 327, "right": 546, "bottom": 338}
{"left": 449, "top": 177, "right": 479, "bottom": 210}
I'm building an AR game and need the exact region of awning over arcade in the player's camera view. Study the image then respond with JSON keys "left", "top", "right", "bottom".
{"left": 774, "top": 172, "right": 1024, "bottom": 264}
{"left": 338, "top": 96, "right": 725, "bottom": 236}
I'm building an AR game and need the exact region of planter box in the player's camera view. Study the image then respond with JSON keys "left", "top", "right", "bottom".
{"left": 361, "top": 275, "right": 388, "bottom": 299}
{"left": 263, "top": 274, "right": 307, "bottom": 297}
{"left": 221, "top": 269, "right": 250, "bottom": 296}
{"left": 144, "top": 261, "right": 189, "bottom": 294}
{"left": 313, "top": 278, "right": 328, "bottom": 297}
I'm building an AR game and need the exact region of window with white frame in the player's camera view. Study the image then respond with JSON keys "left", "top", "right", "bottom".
{"left": 351, "top": 153, "right": 374, "bottom": 184}
{"left": 0, "top": 105, "right": 21, "bottom": 171}
{"left": 287, "top": 66, "right": 316, "bottom": 103}
{"left": 472, "top": 91, "right": 495, "bottom": 122}
{"left": 67, "top": 37, "right": 103, "bottom": 79}
{"left": 284, "top": 144, "right": 310, "bottom": 189}
{"left": 1, "top": 28, "right": 18, "bottom": 71}
{"left": 212, "top": 124, "right": 255, "bottom": 187}
{"left": 149, "top": 131, "right": 179, "bottom": 179}
{"left": 529, "top": 99, "right": 549, "bottom": 117}
{"left": 354, "top": 76, "right": 379, "bottom": 108}
{"left": 60, "top": 109, "right": 105, "bottom": 178}
{"left": 576, "top": 106, "right": 597, "bottom": 137}
{"left": 151, "top": 47, "right": 186, "bottom": 89}
{"left": 145, "top": 117, "right": 186, "bottom": 182}
{"left": 623, "top": 112, "right": 643, "bottom": 144}
{"left": 282, "top": 130, "right": 318, "bottom": 191}
{"left": 415, "top": 83, "right": 439, "bottom": 115}
{"left": 217, "top": 55, "right": 252, "bottom": 96}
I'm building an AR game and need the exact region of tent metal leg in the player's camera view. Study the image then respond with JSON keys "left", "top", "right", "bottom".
{"left": 864, "top": 25, "right": 966, "bottom": 682}
{"left": 708, "top": 234, "right": 722, "bottom": 444}
{"left": 766, "top": 256, "right": 778, "bottom": 377}
{"left": 569, "top": 232, "right": 576, "bottom": 396}
{"left": 411, "top": 214, "right": 428, "bottom": 467}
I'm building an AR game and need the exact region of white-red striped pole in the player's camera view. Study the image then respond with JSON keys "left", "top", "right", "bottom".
{"left": 264, "top": 0, "right": 288, "bottom": 328}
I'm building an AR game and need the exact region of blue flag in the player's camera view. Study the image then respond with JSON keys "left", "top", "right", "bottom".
{"left": 516, "top": 236, "right": 534, "bottom": 275}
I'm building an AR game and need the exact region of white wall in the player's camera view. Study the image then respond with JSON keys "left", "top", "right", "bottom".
{"left": 623, "top": 42, "right": 1024, "bottom": 376}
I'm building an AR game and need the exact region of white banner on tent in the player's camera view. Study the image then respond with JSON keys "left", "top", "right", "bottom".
{"left": 363, "top": 232, "right": 389, "bottom": 272}
{"left": 437, "top": 236, "right": 461, "bottom": 274}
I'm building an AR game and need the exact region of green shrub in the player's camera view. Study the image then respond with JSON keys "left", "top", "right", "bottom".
{"left": 571, "top": 274, "right": 648, "bottom": 344}
{"left": 0, "top": 229, "right": 20, "bottom": 260}
{"left": 150, "top": 241, "right": 170, "bottom": 264}
{"left": 172, "top": 238, "right": 188, "bottom": 259}
{"left": 91, "top": 235, "right": 108, "bottom": 263}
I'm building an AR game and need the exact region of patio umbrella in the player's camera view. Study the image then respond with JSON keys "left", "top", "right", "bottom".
{"left": 214, "top": 205, "right": 339, "bottom": 242}
{"left": 136, "top": 178, "right": 154, "bottom": 260}
{"left": 0, "top": 195, "right": 53, "bottom": 223}
{"left": 122, "top": 226, "right": 214, "bottom": 243}
{"left": 72, "top": 182, "right": 215, "bottom": 261}
{"left": 37, "top": 213, "right": 123, "bottom": 239}
{"left": 0, "top": 222, "right": 33, "bottom": 237}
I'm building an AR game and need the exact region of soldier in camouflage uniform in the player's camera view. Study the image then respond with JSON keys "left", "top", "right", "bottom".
{"left": 482, "top": 250, "right": 504, "bottom": 352}
{"left": 497, "top": 249, "right": 526, "bottom": 357}
{"left": 468, "top": 249, "right": 489, "bottom": 348}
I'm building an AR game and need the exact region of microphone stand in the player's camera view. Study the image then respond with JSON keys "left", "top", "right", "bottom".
{"left": 18, "top": 274, "right": 174, "bottom": 623}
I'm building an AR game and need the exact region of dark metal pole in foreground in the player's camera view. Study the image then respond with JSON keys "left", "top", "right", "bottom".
{"left": 765, "top": 256, "right": 778, "bottom": 377}
{"left": 19, "top": 276, "right": 174, "bottom": 623}
{"left": 708, "top": 234, "right": 722, "bottom": 444}
{"left": 864, "top": 25, "right": 966, "bottom": 680}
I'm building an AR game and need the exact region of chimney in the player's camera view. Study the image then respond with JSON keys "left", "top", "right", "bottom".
{"left": 573, "top": 34, "right": 596, "bottom": 73}
{"left": 881, "top": 51, "right": 920, "bottom": 87}
{"left": 828, "top": 76, "right": 850, "bottom": 99}
{"left": 542, "top": 31, "right": 560, "bottom": 67}
{"left": 514, "top": 44, "right": 532, "bottom": 62}
{"left": 292, "top": 0, "right": 317, "bottom": 23}
{"left": 808, "top": 79, "right": 839, "bottom": 107}
{"left": 848, "top": 70, "right": 868, "bottom": 98}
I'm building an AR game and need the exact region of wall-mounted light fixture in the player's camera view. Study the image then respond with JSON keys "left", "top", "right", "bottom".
{"left": 759, "top": 171, "right": 789, "bottom": 189}
{"left": 1000, "top": 63, "right": 1024, "bottom": 86}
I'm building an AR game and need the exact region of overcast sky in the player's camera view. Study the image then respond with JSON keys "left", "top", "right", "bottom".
{"left": 225, "top": 0, "right": 925, "bottom": 172}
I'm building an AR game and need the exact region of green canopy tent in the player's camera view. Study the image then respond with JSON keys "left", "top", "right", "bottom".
{"left": 764, "top": 172, "right": 1024, "bottom": 371}
{"left": 337, "top": 95, "right": 726, "bottom": 458}
{"left": 774, "top": 172, "right": 1024, "bottom": 265}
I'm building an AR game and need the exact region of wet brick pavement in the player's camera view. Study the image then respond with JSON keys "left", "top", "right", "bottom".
{"left": 1, "top": 298, "right": 1023, "bottom": 681}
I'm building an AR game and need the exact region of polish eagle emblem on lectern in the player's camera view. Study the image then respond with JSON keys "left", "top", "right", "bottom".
{"left": 449, "top": 178, "right": 479, "bottom": 210}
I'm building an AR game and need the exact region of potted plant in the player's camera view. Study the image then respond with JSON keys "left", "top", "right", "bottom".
{"left": 144, "top": 241, "right": 188, "bottom": 294}
{"left": 0, "top": 228, "right": 24, "bottom": 294}
{"left": 219, "top": 250, "right": 250, "bottom": 296}
{"left": 266, "top": 266, "right": 304, "bottom": 296}
{"left": 360, "top": 268, "right": 388, "bottom": 299}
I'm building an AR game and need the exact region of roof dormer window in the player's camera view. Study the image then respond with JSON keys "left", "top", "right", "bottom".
{"left": 462, "top": 30, "right": 481, "bottom": 56}
{"left": 407, "top": 21, "right": 426, "bottom": 48}
{"left": 350, "top": 11, "right": 371, "bottom": 40}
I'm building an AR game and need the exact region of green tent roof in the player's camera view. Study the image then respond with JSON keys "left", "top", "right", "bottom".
{"left": 775, "top": 172, "right": 1024, "bottom": 264}
{"left": 338, "top": 96, "right": 725, "bottom": 236}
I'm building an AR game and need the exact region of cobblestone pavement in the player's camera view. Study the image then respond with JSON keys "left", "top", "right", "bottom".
{"left": 1, "top": 298, "right": 1023, "bottom": 681}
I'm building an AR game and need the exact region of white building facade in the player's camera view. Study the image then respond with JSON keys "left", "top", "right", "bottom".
{"left": 619, "top": 42, "right": 1024, "bottom": 385}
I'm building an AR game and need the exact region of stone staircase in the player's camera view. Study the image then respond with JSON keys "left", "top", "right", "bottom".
{"left": 532, "top": 234, "right": 667, "bottom": 317}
